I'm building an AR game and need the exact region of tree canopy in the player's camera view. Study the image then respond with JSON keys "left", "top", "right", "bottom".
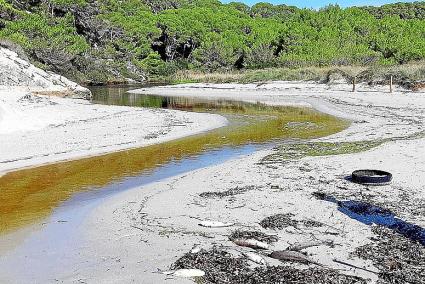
{"left": 1, "top": 0, "right": 424, "bottom": 80}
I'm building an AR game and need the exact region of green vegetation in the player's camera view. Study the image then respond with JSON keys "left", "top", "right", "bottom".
{"left": 260, "top": 125, "right": 425, "bottom": 165}
{"left": 0, "top": 0, "right": 424, "bottom": 83}
{"left": 260, "top": 141, "right": 383, "bottom": 165}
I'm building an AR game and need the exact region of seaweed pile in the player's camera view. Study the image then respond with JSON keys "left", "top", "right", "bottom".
{"left": 172, "top": 247, "right": 367, "bottom": 284}
{"left": 302, "top": 219, "right": 324, "bottom": 228}
{"left": 354, "top": 226, "right": 425, "bottom": 284}
{"left": 199, "top": 186, "right": 256, "bottom": 198}
{"left": 171, "top": 247, "right": 250, "bottom": 283}
{"left": 259, "top": 214, "right": 300, "bottom": 230}
{"left": 229, "top": 230, "right": 278, "bottom": 244}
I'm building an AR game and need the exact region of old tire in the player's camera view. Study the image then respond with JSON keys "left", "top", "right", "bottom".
{"left": 352, "top": 170, "right": 392, "bottom": 185}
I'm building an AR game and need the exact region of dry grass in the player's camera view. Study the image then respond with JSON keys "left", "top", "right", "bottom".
{"left": 32, "top": 91, "right": 73, "bottom": 98}
{"left": 169, "top": 63, "right": 425, "bottom": 86}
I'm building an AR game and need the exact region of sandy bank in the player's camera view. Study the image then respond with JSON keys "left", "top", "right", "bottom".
{"left": 0, "top": 88, "right": 227, "bottom": 175}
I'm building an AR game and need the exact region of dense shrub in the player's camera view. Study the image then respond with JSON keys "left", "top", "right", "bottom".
{"left": 0, "top": 0, "right": 424, "bottom": 81}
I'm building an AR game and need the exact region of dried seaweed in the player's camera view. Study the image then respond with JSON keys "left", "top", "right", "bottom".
{"left": 171, "top": 247, "right": 250, "bottom": 283}
{"left": 200, "top": 186, "right": 256, "bottom": 198}
{"left": 229, "top": 230, "right": 278, "bottom": 244}
{"left": 354, "top": 226, "right": 425, "bottom": 284}
{"left": 302, "top": 220, "right": 324, "bottom": 227}
{"left": 260, "top": 214, "right": 298, "bottom": 230}
{"left": 243, "top": 266, "right": 366, "bottom": 284}
{"left": 172, "top": 247, "right": 367, "bottom": 284}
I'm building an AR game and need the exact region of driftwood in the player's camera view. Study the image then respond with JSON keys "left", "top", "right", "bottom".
{"left": 333, "top": 259, "right": 378, "bottom": 274}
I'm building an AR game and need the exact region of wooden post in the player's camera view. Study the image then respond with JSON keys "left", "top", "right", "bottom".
{"left": 352, "top": 77, "right": 356, "bottom": 92}
{"left": 390, "top": 75, "right": 393, "bottom": 93}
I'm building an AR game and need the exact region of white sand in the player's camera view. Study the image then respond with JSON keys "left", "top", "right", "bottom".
{"left": 0, "top": 87, "right": 227, "bottom": 174}
{"left": 0, "top": 47, "right": 228, "bottom": 174}
{"left": 1, "top": 82, "right": 425, "bottom": 283}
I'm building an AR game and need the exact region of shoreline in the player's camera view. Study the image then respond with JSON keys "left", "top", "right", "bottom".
{"left": 0, "top": 87, "right": 228, "bottom": 175}
{"left": 1, "top": 81, "right": 425, "bottom": 283}
{"left": 133, "top": 81, "right": 425, "bottom": 142}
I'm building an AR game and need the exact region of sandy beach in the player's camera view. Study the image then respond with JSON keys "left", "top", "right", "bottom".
{"left": 2, "top": 0, "right": 425, "bottom": 281}
{"left": 0, "top": 88, "right": 227, "bottom": 174}
{"left": 1, "top": 81, "right": 424, "bottom": 283}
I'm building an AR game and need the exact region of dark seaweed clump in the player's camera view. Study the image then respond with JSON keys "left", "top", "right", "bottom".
{"left": 260, "top": 213, "right": 298, "bottom": 230}
{"left": 244, "top": 266, "right": 367, "bottom": 284}
{"left": 338, "top": 201, "right": 393, "bottom": 216}
{"left": 171, "top": 247, "right": 250, "bottom": 283}
{"left": 172, "top": 247, "right": 366, "bottom": 284}
{"left": 199, "top": 186, "right": 256, "bottom": 198}
{"left": 354, "top": 226, "right": 425, "bottom": 284}
{"left": 302, "top": 219, "right": 324, "bottom": 227}
{"left": 229, "top": 230, "right": 279, "bottom": 244}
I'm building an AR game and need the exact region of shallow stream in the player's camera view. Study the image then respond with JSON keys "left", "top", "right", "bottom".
{"left": 0, "top": 85, "right": 347, "bottom": 234}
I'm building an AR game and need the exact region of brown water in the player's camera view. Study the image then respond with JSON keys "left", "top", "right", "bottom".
{"left": 0, "top": 86, "right": 349, "bottom": 233}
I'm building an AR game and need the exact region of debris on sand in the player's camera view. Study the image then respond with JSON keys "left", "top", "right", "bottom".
{"left": 161, "top": 268, "right": 205, "bottom": 277}
{"left": 232, "top": 238, "right": 270, "bottom": 250}
{"left": 245, "top": 266, "right": 367, "bottom": 284}
{"left": 269, "top": 250, "right": 319, "bottom": 265}
{"left": 260, "top": 214, "right": 323, "bottom": 230}
{"left": 172, "top": 247, "right": 367, "bottom": 284}
{"left": 171, "top": 247, "right": 250, "bottom": 283}
{"left": 260, "top": 213, "right": 298, "bottom": 230}
{"left": 354, "top": 226, "right": 425, "bottom": 284}
{"left": 229, "top": 230, "right": 278, "bottom": 244}
{"left": 199, "top": 185, "right": 256, "bottom": 198}
{"left": 242, "top": 252, "right": 267, "bottom": 265}
{"left": 301, "top": 219, "right": 324, "bottom": 228}
{"left": 190, "top": 245, "right": 202, "bottom": 254}
{"left": 199, "top": 221, "right": 234, "bottom": 228}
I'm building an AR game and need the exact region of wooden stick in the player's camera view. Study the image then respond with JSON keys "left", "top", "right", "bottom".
{"left": 352, "top": 77, "right": 356, "bottom": 92}
{"left": 333, "top": 258, "right": 379, "bottom": 274}
{"left": 390, "top": 75, "right": 393, "bottom": 93}
{"left": 130, "top": 225, "right": 144, "bottom": 231}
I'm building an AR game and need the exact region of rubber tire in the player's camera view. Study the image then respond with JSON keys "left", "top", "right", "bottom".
{"left": 352, "top": 169, "right": 392, "bottom": 185}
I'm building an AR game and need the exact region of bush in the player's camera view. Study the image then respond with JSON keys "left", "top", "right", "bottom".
{"left": 139, "top": 52, "right": 176, "bottom": 77}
